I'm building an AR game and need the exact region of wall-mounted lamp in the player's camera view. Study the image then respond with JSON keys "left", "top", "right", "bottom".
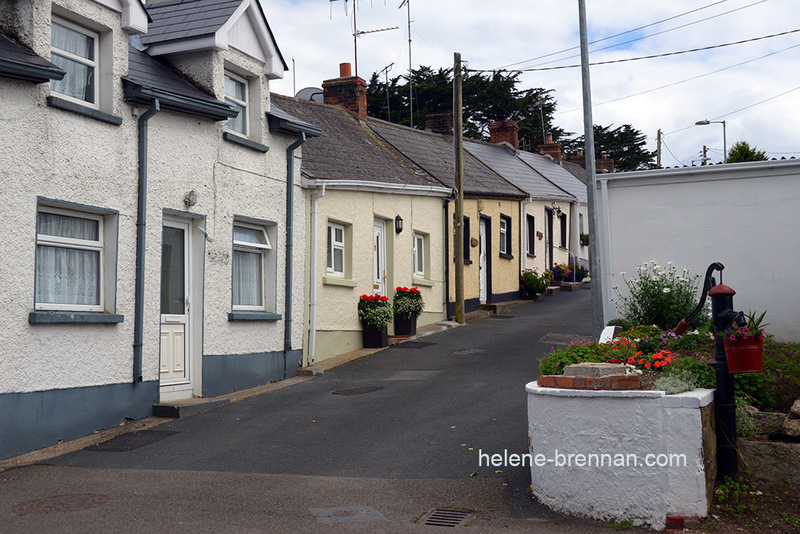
{"left": 395, "top": 214, "right": 403, "bottom": 234}
{"left": 552, "top": 203, "right": 563, "bottom": 219}
{"left": 184, "top": 190, "right": 198, "bottom": 207}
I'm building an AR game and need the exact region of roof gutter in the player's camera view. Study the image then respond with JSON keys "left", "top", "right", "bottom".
{"left": 304, "top": 179, "right": 452, "bottom": 197}
{"left": 0, "top": 58, "right": 65, "bottom": 84}
{"left": 123, "top": 79, "right": 236, "bottom": 121}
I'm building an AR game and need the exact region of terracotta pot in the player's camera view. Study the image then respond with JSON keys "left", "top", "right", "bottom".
{"left": 362, "top": 324, "right": 389, "bottom": 348}
{"left": 723, "top": 336, "right": 763, "bottom": 373}
{"left": 393, "top": 314, "right": 417, "bottom": 336}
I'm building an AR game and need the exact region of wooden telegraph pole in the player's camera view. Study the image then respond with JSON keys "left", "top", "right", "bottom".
{"left": 453, "top": 52, "right": 465, "bottom": 323}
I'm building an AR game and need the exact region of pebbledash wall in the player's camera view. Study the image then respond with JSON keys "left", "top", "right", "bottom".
{"left": 0, "top": 0, "right": 304, "bottom": 459}
{"left": 305, "top": 188, "right": 446, "bottom": 363}
{"left": 595, "top": 160, "right": 800, "bottom": 342}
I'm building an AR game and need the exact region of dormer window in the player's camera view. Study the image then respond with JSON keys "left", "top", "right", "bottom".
{"left": 50, "top": 18, "right": 98, "bottom": 106}
{"left": 224, "top": 72, "right": 248, "bottom": 136}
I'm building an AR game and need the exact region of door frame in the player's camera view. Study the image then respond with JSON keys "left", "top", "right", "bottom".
{"left": 373, "top": 219, "right": 387, "bottom": 296}
{"left": 479, "top": 215, "right": 492, "bottom": 303}
{"left": 545, "top": 208, "right": 554, "bottom": 270}
{"left": 159, "top": 214, "right": 204, "bottom": 402}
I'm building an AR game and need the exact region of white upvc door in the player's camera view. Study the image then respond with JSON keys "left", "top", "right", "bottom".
{"left": 479, "top": 218, "right": 487, "bottom": 303}
{"left": 160, "top": 219, "right": 191, "bottom": 396}
{"left": 373, "top": 220, "right": 386, "bottom": 296}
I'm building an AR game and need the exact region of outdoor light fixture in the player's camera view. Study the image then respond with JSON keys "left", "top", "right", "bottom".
{"left": 695, "top": 119, "right": 727, "bottom": 163}
{"left": 395, "top": 214, "right": 403, "bottom": 234}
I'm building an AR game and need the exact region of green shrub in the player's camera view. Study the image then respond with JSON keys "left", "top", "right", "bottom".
{"left": 654, "top": 372, "right": 697, "bottom": 395}
{"left": 662, "top": 353, "right": 716, "bottom": 388}
{"left": 519, "top": 269, "right": 549, "bottom": 295}
{"left": 619, "top": 325, "right": 664, "bottom": 354}
{"left": 613, "top": 262, "right": 705, "bottom": 330}
{"left": 538, "top": 340, "right": 605, "bottom": 375}
{"left": 735, "top": 396, "right": 756, "bottom": 438}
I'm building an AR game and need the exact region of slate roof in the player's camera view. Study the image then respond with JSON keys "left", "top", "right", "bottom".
{"left": 125, "top": 44, "right": 223, "bottom": 104}
{"left": 271, "top": 94, "right": 444, "bottom": 188}
{"left": 140, "top": 0, "right": 242, "bottom": 45}
{"left": 517, "top": 150, "right": 588, "bottom": 203}
{"left": 0, "top": 31, "right": 64, "bottom": 82}
{"left": 562, "top": 160, "right": 588, "bottom": 184}
{"left": 464, "top": 140, "right": 575, "bottom": 202}
{"left": 367, "top": 119, "right": 525, "bottom": 198}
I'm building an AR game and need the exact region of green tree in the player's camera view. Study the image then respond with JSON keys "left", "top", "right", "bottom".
{"left": 726, "top": 140, "right": 768, "bottom": 163}
{"left": 562, "top": 124, "right": 657, "bottom": 172}
{"left": 366, "top": 67, "right": 568, "bottom": 148}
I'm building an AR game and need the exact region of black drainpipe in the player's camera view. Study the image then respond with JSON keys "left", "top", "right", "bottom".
{"left": 133, "top": 99, "right": 160, "bottom": 383}
{"left": 284, "top": 132, "right": 307, "bottom": 378}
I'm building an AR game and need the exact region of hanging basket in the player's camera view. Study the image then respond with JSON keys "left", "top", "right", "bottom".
{"left": 723, "top": 336, "right": 763, "bottom": 374}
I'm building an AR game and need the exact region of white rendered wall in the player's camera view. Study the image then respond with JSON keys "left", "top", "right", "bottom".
{"left": 598, "top": 160, "right": 800, "bottom": 341}
{"left": 527, "top": 382, "right": 714, "bottom": 530}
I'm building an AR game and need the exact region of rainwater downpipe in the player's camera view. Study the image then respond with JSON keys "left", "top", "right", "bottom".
{"left": 307, "top": 183, "right": 327, "bottom": 365}
{"left": 284, "top": 132, "right": 307, "bottom": 378}
{"left": 133, "top": 99, "right": 160, "bottom": 383}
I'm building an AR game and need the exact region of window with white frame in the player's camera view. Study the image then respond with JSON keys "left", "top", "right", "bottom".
{"left": 50, "top": 18, "right": 98, "bottom": 106}
{"left": 327, "top": 222, "right": 345, "bottom": 277}
{"left": 413, "top": 233, "right": 425, "bottom": 277}
{"left": 499, "top": 214, "right": 512, "bottom": 257}
{"left": 224, "top": 72, "right": 248, "bottom": 136}
{"left": 35, "top": 206, "right": 104, "bottom": 311}
{"left": 232, "top": 222, "right": 271, "bottom": 310}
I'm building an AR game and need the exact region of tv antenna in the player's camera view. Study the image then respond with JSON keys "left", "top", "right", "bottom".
{"left": 399, "top": 0, "right": 413, "bottom": 127}
{"left": 330, "top": 0, "right": 397, "bottom": 77}
{"left": 378, "top": 62, "right": 394, "bottom": 120}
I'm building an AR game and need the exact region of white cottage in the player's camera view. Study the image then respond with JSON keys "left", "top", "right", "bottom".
{"left": 0, "top": 0, "right": 315, "bottom": 460}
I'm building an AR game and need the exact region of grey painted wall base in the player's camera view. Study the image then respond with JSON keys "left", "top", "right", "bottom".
{"left": 203, "top": 349, "right": 301, "bottom": 398}
{"left": 0, "top": 381, "right": 159, "bottom": 460}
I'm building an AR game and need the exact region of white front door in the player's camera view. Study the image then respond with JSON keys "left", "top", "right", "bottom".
{"left": 479, "top": 218, "right": 487, "bottom": 303}
{"left": 373, "top": 220, "right": 386, "bottom": 295}
{"left": 160, "top": 219, "right": 192, "bottom": 398}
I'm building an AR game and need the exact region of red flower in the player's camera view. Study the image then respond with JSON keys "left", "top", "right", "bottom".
{"left": 645, "top": 362, "right": 651, "bottom": 368}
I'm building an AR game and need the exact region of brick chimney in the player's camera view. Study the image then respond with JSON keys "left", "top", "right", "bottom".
{"left": 537, "top": 133, "right": 562, "bottom": 163}
{"left": 322, "top": 63, "right": 367, "bottom": 119}
{"left": 425, "top": 112, "right": 454, "bottom": 134}
{"left": 596, "top": 152, "right": 615, "bottom": 173}
{"left": 489, "top": 120, "right": 519, "bottom": 151}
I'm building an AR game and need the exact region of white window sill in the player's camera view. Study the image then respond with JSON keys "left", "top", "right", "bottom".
{"left": 412, "top": 277, "right": 435, "bottom": 288}
{"left": 323, "top": 276, "right": 357, "bottom": 288}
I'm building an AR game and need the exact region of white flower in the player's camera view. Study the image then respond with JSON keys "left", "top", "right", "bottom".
{"left": 663, "top": 287, "right": 671, "bottom": 293}
{"left": 650, "top": 259, "right": 656, "bottom": 263}
{"left": 655, "top": 265, "right": 661, "bottom": 270}
{"left": 652, "top": 276, "right": 659, "bottom": 281}
{"left": 668, "top": 261, "right": 673, "bottom": 265}
{"left": 619, "top": 271, "right": 626, "bottom": 276}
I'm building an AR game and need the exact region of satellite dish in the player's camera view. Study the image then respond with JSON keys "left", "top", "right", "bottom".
{"left": 296, "top": 87, "right": 324, "bottom": 103}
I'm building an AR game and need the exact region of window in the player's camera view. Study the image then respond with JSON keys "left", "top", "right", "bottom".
{"left": 224, "top": 72, "right": 248, "bottom": 136}
{"left": 50, "top": 18, "right": 98, "bottom": 106}
{"left": 232, "top": 222, "right": 272, "bottom": 310}
{"left": 327, "top": 222, "right": 345, "bottom": 277}
{"left": 499, "top": 214, "right": 512, "bottom": 258}
{"left": 413, "top": 233, "right": 425, "bottom": 277}
{"left": 463, "top": 216, "right": 471, "bottom": 263}
{"left": 560, "top": 213, "right": 567, "bottom": 248}
{"left": 526, "top": 215, "right": 536, "bottom": 256}
{"left": 35, "top": 206, "right": 104, "bottom": 311}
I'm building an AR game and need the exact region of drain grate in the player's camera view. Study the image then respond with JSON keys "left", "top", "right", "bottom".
{"left": 331, "top": 386, "right": 384, "bottom": 396}
{"left": 86, "top": 430, "right": 177, "bottom": 452}
{"left": 393, "top": 341, "right": 434, "bottom": 349}
{"left": 417, "top": 508, "right": 477, "bottom": 527}
{"left": 13, "top": 494, "right": 109, "bottom": 515}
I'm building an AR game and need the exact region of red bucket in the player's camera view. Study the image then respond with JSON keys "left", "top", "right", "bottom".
{"left": 723, "top": 336, "right": 763, "bottom": 374}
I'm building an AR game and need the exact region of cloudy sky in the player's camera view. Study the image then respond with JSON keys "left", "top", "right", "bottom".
{"left": 262, "top": 0, "right": 799, "bottom": 166}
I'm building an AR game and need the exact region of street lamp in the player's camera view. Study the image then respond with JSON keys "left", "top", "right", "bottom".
{"left": 696, "top": 119, "right": 727, "bottom": 163}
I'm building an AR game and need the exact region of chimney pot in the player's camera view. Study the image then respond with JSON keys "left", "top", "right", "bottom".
{"left": 545, "top": 133, "right": 554, "bottom": 144}
{"left": 339, "top": 63, "right": 352, "bottom": 78}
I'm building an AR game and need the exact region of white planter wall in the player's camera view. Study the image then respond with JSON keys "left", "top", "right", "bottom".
{"left": 527, "top": 382, "right": 715, "bottom": 530}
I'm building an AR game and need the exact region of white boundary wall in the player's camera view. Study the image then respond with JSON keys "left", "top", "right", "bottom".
{"left": 595, "top": 160, "right": 800, "bottom": 341}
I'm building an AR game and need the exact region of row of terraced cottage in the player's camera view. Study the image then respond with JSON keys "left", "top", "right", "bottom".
{"left": 0, "top": 0, "right": 592, "bottom": 459}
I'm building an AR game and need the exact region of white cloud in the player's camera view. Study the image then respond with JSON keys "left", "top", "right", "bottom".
{"left": 263, "top": 0, "right": 800, "bottom": 165}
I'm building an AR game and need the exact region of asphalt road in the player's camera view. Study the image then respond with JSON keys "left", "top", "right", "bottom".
{"left": 0, "top": 288, "right": 652, "bottom": 533}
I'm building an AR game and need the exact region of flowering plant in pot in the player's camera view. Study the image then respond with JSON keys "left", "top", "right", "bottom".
{"left": 393, "top": 286, "right": 424, "bottom": 336}
{"left": 358, "top": 294, "right": 393, "bottom": 347}
{"left": 721, "top": 311, "right": 768, "bottom": 374}
{"left": 519, "top": 269, "right": 548, "bottom": 298}
{"left": 550, "top": 263, "right": 570, "bottom": 282}
{"left": 564, "top": 261, "right": 589, "bottom": 282}
{"left": 580, "top": 233, "right": 589, "bottom": 247}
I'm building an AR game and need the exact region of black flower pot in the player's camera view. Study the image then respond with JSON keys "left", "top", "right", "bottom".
{"left": 393, "top": 314, "right": 417, "bottom": 336}
{"left": 362, "top": 323, "right": 389, "bottom": 348}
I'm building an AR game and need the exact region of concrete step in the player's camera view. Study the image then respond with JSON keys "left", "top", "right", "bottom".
{"left": 153, "top": 398, "right": 230, "bottom": 418}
